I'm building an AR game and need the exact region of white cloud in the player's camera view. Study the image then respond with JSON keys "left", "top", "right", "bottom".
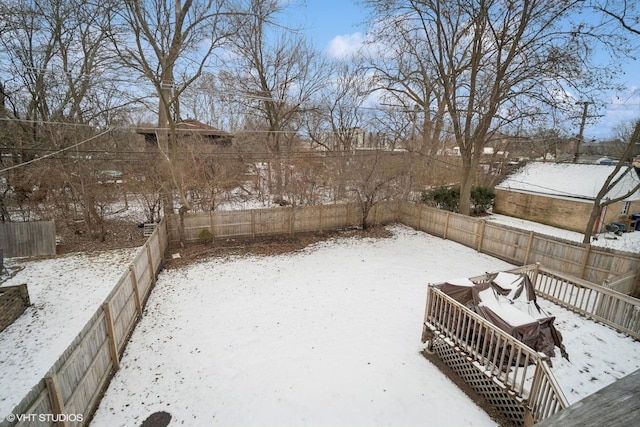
{"left": 584, "top": 86, "right": 640, "bottom": 139}
{"left": 326, "top": 33, "right": 364, "bottom": 59}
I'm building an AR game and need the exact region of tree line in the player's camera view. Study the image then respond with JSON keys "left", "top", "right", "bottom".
{"left": 0, "top": 0, "right": 638, "bottom": 240}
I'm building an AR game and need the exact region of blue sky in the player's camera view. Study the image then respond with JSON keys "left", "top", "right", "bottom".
{"left": 286, "top": 0, "right": 365, "bottom": 50}
{"left": 285, "top": 0, "right": 640, "bottom": 140}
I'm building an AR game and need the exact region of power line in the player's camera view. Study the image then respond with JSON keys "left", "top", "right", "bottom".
{"left": 0, "top": 128, "right": 112, "bottom": 174}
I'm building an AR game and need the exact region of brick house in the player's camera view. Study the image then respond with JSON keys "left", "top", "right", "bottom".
{"left": 494, "top": 162, "right": 640, "bottom": 234}
{"left": 136, "top": 119, "right": 233, "bottom": 153}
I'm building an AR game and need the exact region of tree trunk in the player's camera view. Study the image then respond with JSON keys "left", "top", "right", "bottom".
{"left": 583, "top": 203, "right": 603, "bottom": 244}
{"left": 459, "top": 155, "right": 474, "bottom": 215}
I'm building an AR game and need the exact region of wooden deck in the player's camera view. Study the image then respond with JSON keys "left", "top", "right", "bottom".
{"left": 534, "top": 368, "right": 640, "bottom": 427}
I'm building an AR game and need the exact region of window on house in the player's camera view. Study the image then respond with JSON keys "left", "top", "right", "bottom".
{"left": 621, "top": 201, "right": 630, "bottom": 216}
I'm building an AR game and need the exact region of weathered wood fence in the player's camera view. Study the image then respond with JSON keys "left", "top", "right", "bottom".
{"left": 166, "top": 203, "right": 397, "bottom": 243}
{"left": 0, "top": 284, "right": 30, "bottom": 333}
{"left": 167, "top": 202, "right": 640, "bottom": 295}
{"left": 0, "top": 221, "right": 56, "bottom": 258}
{"left": 398, "top": 202, "right": 640, "bottom": 296}
{"left": 2, "top": 219, "right": 167, "bottom": 427}
{"left": 4, "top": 201, "right": 639, "bottom": 426}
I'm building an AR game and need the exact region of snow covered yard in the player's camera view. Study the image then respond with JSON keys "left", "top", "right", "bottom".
{"left": 537, "top": 298, "right": 640, "bottom": 405}
{"left": 89, "top": 225, "right": 640, "bottom": 427}
{"left": 0, "top": 248, "right": 140, "bottom": 417}
{"left": 2, "top": 221, "right": 639, "bottom": 426}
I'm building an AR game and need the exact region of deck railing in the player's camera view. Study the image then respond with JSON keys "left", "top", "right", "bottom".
{"left": 422, "top": 284, "right": 569, "bottom": 423}
{"left": 424, "top": 263, "right": 640, "bottom": 424}
{"left": 509, "top": 264, "right": 640, "bottom": 340}
{"left": 528, "top": 358, "right": 568, "bottom": 421}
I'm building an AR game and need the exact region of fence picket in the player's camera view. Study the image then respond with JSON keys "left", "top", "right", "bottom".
{"left": 6, "top": 203, "right": 639, "bottom": 427}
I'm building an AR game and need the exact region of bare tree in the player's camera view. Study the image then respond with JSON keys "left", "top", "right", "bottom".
{"left": 221, "top": 0, "right": 327, "bottom": 201}
{"left": 582, "top": 1, "right": 640, "bottom": 243}
{"left": 584, "top": 120, "right": 640, "bottom": 243}
{"left": 0, "top": 0, "right": 128, "bottom": 230}
{"left": 362, "top": 0, "right": 609, "bottom": 215}
{"left": 345, "top": 150, "right": 410, "bottom": 230}
{"left": 609, "top": 122, "right": 640, "bottom": 159}
{"left": 363, "top": 12, "right": 447, "bottom": 157}
{"left": 305, "top": 61, "right": 371, "bottom": 152}
{"left": 593, "top": 0, "right": 640, "bottom": 36}
{"left": 113, "top": 0, "right": 234, "bottom": 216}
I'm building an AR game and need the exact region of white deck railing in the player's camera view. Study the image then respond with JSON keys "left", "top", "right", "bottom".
{"left": 424, "top": 263, "right": 640, "bottom": 423}
{"left": 423, "top": 284, "right": 568, "bottom": 423}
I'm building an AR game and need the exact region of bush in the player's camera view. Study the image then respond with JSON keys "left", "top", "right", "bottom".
{"left": 198, "top": 228, "right": 213, "bottom": 244}
{"left": 421, "top": 186, "right": 460, "bottom": 212}
{"left": 421, "top": 185, "right": 495, "bottom": 214}
{"left": 471, "top": 186, "right": 495, "bottom": 214}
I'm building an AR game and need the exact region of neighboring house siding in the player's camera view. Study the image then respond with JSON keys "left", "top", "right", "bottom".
{"left": 494, "top": 189, "right": 640, "bottom": 233}
{"left": 494, "top": 189, "right": 592, "bottom": 232}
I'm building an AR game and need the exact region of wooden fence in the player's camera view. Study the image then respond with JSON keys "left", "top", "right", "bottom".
{"left": 166, "top": 202, "right": 639, "bottom": 295}
{"left": 398, "top": 202, "right": 640, "bottom": 296}
{"left": 166, "top": 203, "right": 398, "bottom": 243}
{"left": 0, "top": 221, "right": 56, "bottom": 258}
{"left": 0, "top": 284, "right": 30, "bottom": 333}
{"left": 2, "top": 219, "right": 167, "bottom": 427}
{"left": 4, "top": 201, "right": 638, "bottom": 426}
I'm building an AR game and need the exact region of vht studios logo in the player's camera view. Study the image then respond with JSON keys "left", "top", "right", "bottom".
{"left": 5, "top": 413, "right": 84, "bottom": 423}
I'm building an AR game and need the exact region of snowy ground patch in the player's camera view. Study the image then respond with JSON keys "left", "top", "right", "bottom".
{"left": 0, "top": 248, "right": 139, "bottom": 417}
{"left": 90, "top": 225, "right": 640, "bottom": 426}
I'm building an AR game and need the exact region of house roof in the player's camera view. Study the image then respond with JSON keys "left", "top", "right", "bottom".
{"left": 496, "top": 162, "right": 640, "bottom": 201}
{"left": 136, "top": 119, "right": 232, "bottom": 138}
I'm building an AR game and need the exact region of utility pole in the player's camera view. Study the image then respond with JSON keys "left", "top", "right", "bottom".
{"left": 573, "top": 101, "right": 593, "bottom": 163}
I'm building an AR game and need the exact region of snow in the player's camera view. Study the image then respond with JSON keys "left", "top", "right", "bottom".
{"left": 90, "top": 226, "right": 512, "bottom": 427}
{"left": 1, "top": 219, "right": 639, "bottom": 426}
{"left": 496, "top": 162, "right": 640, "bottom": 201}
{"left": 487, "top": 213, "right": 640, "bottom": 254}
{"left": 0, "top": 248, "right": 139, "bottom": 417}
{"left": 476, "top": 288, "right": 538, "bottom": 327}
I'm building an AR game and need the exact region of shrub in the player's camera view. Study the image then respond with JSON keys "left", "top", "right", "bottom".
{"left": 421, "top": 185, "right": 495, "bottom": 214}
{"left": 421, "top": 186, "right": 460, "bottom": 212}
{"left": 198, "top": 228, "right": 213, "bottom": 244}
{"left": 471, "top": 186, "right": 495, "bottom": 214}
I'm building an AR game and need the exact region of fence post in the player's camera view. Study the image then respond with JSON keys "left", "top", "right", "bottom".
{"left": 146, "top": 244, "right": 155, "bottom": 286}
{"left": 45, "top": 374, "right": 69, "bottom": 427}
{"left": 129, "top": 265, "right": 142, "bottom": 316}
{"left": 289, "top": 207, "right": 295, "bottom": 236}
{"left": 17, "top": 283, "right": 31, "bottom": 305}
{"left": 345, "top": 204, "right": 350, "bottom": 227}
{"left": 524, "top": 231, "right": 535, "bottom": 265}
{"left": 422, "top": 286, "right": 434, "bottom": 345}
{"left": 210, "top": 211, "right": 216, "bottom": 239}
{"left": 103, "top": 301, "right": 120, "bottom": 370}
{"left": 531, "top": 262, "right": 541, "bottom": 288}
{"left": 580, "top": 244, "right": 591, "bottom": 279}
{"left": 476, "top": 220, "right": 486, "bottom": 252}
{"left": 251, "top": 209, "right": 256, "bottom": 238}
{"left": 443, "top": 211, "right": 451, "bottom": 240}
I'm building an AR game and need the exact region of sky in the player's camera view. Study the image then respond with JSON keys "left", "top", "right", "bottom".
{"left": 285, "top": 0, "right": 640, "bottom": 141}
